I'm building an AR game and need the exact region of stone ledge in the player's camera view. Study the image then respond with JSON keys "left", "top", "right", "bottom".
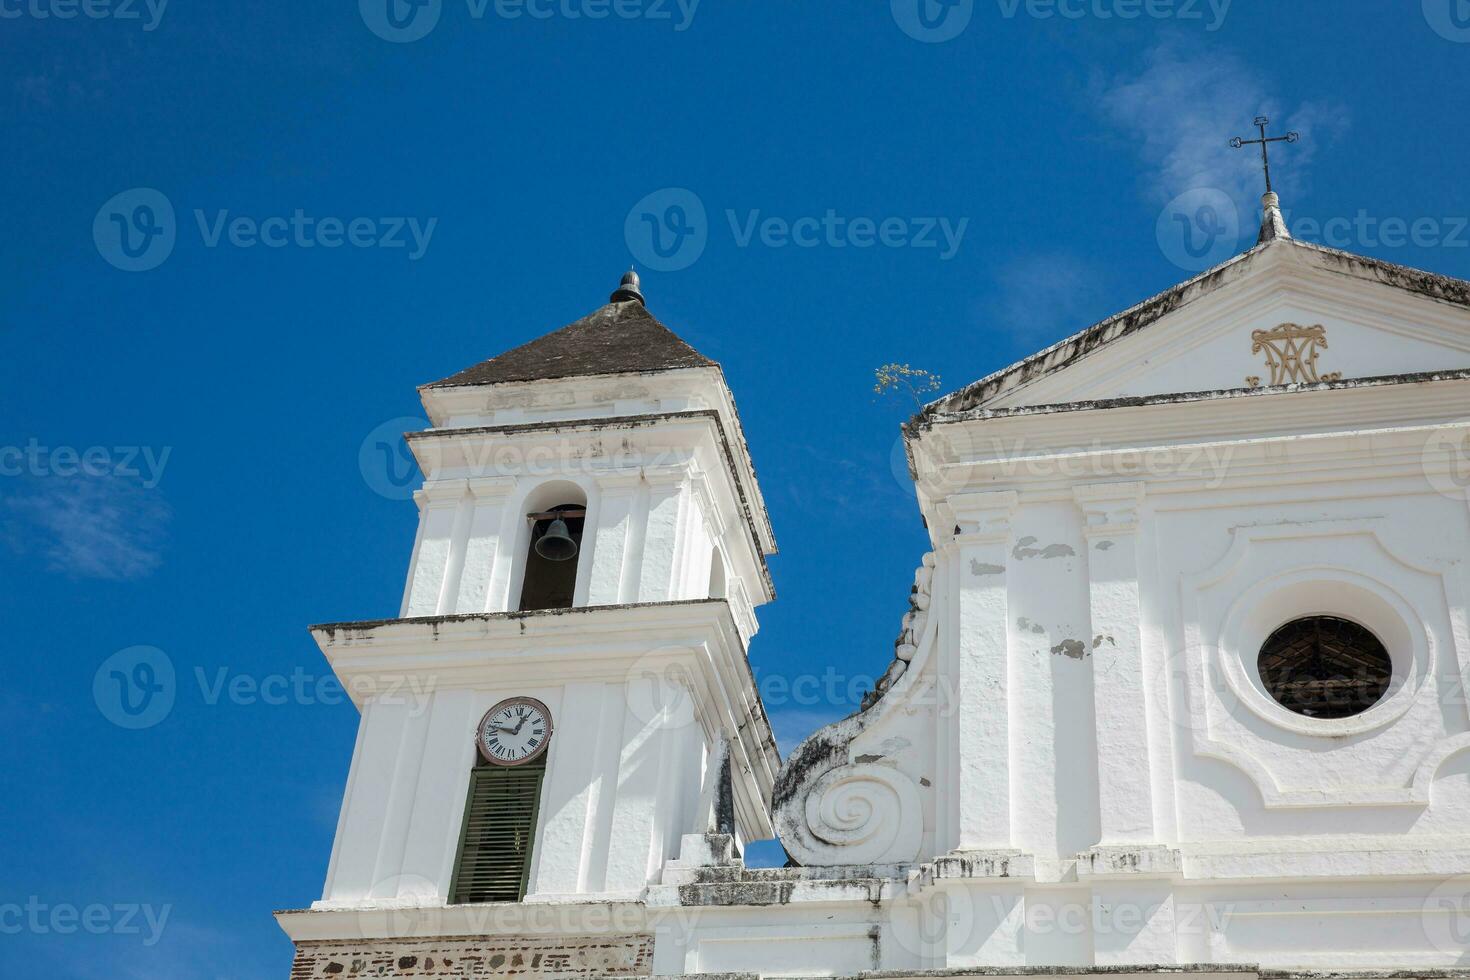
{"left": 650, "top": 875, "right": 894, "bottom": 908}
{"left": 1077, "top": 846, "right": 1183, "bottom": 878}
{"left": 851, "top": 970, "right": 1257, "bottom": 979}
{"left": 925, "top": 850, "right": 1035, "bottom": 882}
{"left": 288, "top": 933, "right": 654, "bottom": 979}
{"left": 822, "top": 972, "right": 1470, "bottom": 980}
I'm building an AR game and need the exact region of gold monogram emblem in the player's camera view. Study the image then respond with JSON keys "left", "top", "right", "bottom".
{"left": 1246, "top": 323, "right": 1342, "bottom": 387}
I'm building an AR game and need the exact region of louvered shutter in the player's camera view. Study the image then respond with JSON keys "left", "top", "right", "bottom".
{"left": 449, "top": 763, "right": 545, "bottom": 903}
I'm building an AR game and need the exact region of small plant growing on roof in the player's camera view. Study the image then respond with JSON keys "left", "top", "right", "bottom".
{"left": 873, "top": 363, "right": 942, "bottom": 409}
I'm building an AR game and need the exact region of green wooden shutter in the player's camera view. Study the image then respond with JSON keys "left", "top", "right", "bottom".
{"left": 448, "top": 763, "right": 545, "bottom": 903}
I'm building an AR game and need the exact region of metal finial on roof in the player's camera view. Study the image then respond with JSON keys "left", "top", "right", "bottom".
{"left": 1258, "top": 190, "right": 1292, "bottom": 244}
{"left": 610, "top": 268, "right": 644, "bottom": 305}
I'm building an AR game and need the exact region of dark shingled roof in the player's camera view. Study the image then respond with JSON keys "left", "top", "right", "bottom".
{"left": 425, "top": 300, "right": 716, "bottom": 388}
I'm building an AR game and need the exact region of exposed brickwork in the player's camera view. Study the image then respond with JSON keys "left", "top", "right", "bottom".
{"left": 289, "top": 934, "right": 654, "bottom": 979}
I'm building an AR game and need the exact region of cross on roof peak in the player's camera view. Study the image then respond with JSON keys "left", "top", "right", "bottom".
{"left": 1230, "top": 115, "right": 1300, "bottom": 195}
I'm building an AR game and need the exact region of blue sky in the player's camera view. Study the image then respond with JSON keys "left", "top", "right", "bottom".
{"left": 4, "top": 2, "right": 1470, "bottom": 977}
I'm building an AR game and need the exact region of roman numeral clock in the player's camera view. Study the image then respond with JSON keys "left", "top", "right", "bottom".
{"left": 449, "top": 696, "right": 556, "bottom": 904}
{"left": 476, "top": 696, "right": 553, "bottom": 766}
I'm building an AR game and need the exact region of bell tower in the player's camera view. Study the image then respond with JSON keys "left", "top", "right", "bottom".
{"left": 396, "top": 270, "right": 775, "bottom": 629}
{"left": 276, "top": 273, "right": 781, "bottom": 972}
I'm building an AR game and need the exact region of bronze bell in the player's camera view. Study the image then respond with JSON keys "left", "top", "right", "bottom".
{"left": 534, "top": 517, "right": 578, "bottom": 561}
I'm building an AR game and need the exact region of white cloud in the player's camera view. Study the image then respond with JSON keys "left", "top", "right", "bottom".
{"left": 980, "top": 37, "right": 1365, "bottom": 349}
{"left": 4, "top": 474, "right": 170, "bottom": 580}
{"left": 985, "top": 251, "right": 1111, "bottom": 347}
{"left": 1096, "top": 41, "right": 1351, "bottom": 208}
{"left": 764, "top": 705, "right": 852, "bottom": 758}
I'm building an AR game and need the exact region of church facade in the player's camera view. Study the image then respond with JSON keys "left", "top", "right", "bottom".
{"left": 275, "top": 195, "right": 1470, "bottom": 977}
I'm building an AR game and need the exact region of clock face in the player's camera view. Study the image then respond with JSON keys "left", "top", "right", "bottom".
{"left": 476, "top": 697, "right": 553, "bottom": 766}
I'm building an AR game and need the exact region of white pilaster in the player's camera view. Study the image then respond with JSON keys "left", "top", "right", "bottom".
{"left": 1074, "top": 482, "right": 1153, "bottom": 843}
{"left": 578, "top": 683, "right": 626, "bottom": 893}
{"left": 637, "top": 466, "right": 689, "bottom": 603}
{"left": 369, "top": 700, "right": 434, "bottom": 898}
{"left": 530, "top": 682, "right": 613, "bottom": 895}
{"left": 323, "top": 698, "right": 410, "bottom": 901}
{"left": 604, "top": 672, "right": 683, "bottom": 893}
{"left": 586, "top": 472, "right": 642, "bottom": 605}
{"left": 483, "top": 490, "right": 525, "bottom": 613}
{"left": 452, "top": 477, "right": 517, "bottom": 614}
{"left": 948, "top": 490, "right": 1017, "bottom": 851}
{"left": 396, "top": 689, "right": 477, "bottom": 900}
{"left": 404, "top": 480, "right": 468, "bottom": 617}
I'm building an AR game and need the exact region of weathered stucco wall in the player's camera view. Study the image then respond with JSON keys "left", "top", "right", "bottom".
{"left": 765, "top": 245, "right": 1470, "bottom": 970}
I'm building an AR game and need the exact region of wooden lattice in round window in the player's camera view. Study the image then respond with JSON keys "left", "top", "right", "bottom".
{"left": 1256, "top": 616, "right": 1393, "bottom": 719}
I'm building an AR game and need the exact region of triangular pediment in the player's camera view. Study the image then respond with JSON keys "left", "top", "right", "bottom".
{"left": 929, "top": 238, "right": 1470, "bottom": 416}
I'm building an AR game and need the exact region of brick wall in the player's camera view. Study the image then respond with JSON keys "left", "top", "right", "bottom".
{"left": 289, "top": 934, "right": 655, "bottom": 979}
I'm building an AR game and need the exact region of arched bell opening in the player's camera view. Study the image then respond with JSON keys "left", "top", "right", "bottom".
{"left": 518, "top": 502, "right": 586, "bottom": 612}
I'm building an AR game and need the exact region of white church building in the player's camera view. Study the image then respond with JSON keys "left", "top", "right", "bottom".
{"left": 275, "top": 192, "right": 1470, "bottom": 978}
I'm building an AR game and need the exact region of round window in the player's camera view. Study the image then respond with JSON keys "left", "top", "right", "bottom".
{"left": 1257, "top": 616, "right": 1393, "bottom": 719}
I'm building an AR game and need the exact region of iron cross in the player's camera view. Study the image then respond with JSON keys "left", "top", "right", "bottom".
{"left": 1230, "top": 116, "right": 1300, "bottom": 194}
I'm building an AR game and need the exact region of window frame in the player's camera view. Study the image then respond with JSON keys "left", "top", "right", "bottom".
{"left": 447, "top": 759, "right": 547, "bottom": 905}
{"left": 1256, "top": 614, "right": 1394, "bottom": 719}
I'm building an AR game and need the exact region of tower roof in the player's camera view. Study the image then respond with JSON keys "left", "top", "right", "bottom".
{"left": 417, "top": 272, "right": 777, "bottom": 562}
{"left": 425, "top": 281, "right": 715, "bottom": 389}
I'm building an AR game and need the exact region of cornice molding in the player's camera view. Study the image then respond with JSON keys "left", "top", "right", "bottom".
{"left": 413, "top": 479, "right": 468, "bottom": 508}
{"left": 1073, "top": 481, "right": 1145, "bottom": 536}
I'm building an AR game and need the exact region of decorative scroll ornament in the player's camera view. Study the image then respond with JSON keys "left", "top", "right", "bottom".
{"left": 774, "top": 554, "right": 937, "bottom": 867}
{"left": 801, "top": 764, "right": 922, "bottom": 866}
{"left": 775, "top": 714, "right": 926, "bottom": 867}
{"left": 1246, "top": 323, "right": 1342, "bottom": 387}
